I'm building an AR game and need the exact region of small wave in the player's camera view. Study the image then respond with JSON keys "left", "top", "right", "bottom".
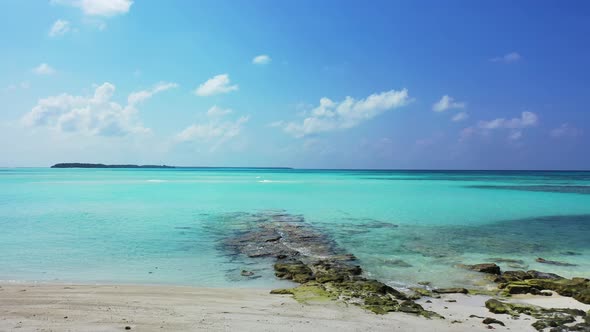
{"left": 146, "top": 179, "right": 168, "bottom": 183}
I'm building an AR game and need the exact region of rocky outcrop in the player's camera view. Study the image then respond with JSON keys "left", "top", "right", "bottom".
{"left": 222, "top": 211, "right": 442, "bottom": 318}
{"left": 464, "top": 263, "right": 501, "bottom": 275}
{"left": 494, "top": 270, "right": 590, "bottom": 304}
{"left": 485, "top": 299, "right": 588, "bottom": 331}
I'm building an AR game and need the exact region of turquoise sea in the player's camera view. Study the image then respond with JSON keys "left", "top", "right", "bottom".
{"left": 1, "top": 168, "right": 589, "bottom": 290}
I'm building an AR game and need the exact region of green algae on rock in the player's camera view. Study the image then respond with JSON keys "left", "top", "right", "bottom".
{"left": 496, "top": 271, "right": 590, "bottom": 304}
{"left": 223, "top": 210, "right": 442, "bottom": 318}
{"left": 485, "top": 299, "right": 588, "bottom": 331}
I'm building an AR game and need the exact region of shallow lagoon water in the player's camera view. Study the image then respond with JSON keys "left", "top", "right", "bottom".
{"left": 0, "top": 168, "right": 589, "bottom": 289}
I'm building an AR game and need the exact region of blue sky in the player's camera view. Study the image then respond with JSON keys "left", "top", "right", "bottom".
{"left": 1, "top": 0, "right": 589, "bottom": 169}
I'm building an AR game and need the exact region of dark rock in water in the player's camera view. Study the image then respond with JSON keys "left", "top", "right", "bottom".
{"left": 536, "top": 257, "right": 578, "bottom": 267}
{"left": 527, "top": 270, "right": 564, "bottom": 280}
{"left": 364, "top": 220, "right": 399, "bottom": 229}
{"left": 499, "top": 270, "right": 563, "bottom": 283}
{"left": 466, "top": 263, "right": 501, "bottom": 275}
{"left": 383, "top": 259, "right": 413, "bottom": 268}
{"left": 488, "top": 257, "right": 525, "bottom": 265}
{"left": 482, "top": 317, "right": 505, "bottom": 326}
{"left": 433, "top": 288, "right": 469, "bottom": 294}
{"left": 240, "top": 270, "right": 255, "bottom": 277}
{"left": 221, "top": 210, "right": 441, "bottom": 318}
{"left": 561, "top": 251, "right": 582, "bottom": 256}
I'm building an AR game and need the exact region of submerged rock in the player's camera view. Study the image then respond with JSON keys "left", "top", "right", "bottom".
{"left": 382, "top": 259, "right": 413, "bottom": 268}
{"left": 222, "top": 210, "right": 442, "bottom": 318}
{"left": 488, "top": 257, "right": 525, "bottom": 265}
{"left": 240, "top": 270, "right": 255, "bottom": 277}
{"left": 536, "top": 257, "right": 578, "bottom": 267}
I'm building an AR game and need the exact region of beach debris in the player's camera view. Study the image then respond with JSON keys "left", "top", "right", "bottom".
{"left": 482, "top": 317, "right": 505, "bottom": 326}
{"left": 485, "top": 299, "right": 588, "bottom": 331}
{"left": 221, "top": 210, "right": 442, "bottom": 318}
{"left": 536, "top": 257, "right": 578, "bottom": 267}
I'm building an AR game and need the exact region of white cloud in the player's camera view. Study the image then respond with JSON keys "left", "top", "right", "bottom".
{"left": 176, "top": 109, "right": 249, "bottom": 151}
{"left": 21, "top": 82, "right": 174, "bottom": 136}
{"left": 127, "top": 82, "right": 178, "bottom": 106}
{"left": 452, "top": 112, "right": 469, "bottom": 122}
{"left": 461, "top": 111, "right": 538, "bottom": 141}
{"left": 194, "top": 74, "right": 238, "bottom": 96}
{"left": 280, "top": 89, "right": 410, "bottom": 138}
{"left": 32, "top": 63, "right": 56, "bottom": 75}
{"left": 206, "top": 105, "right": 233, "bottom": 118}
{"left": 432, "top": 95, "right": 465, "bottom": 112}
{"left": 478, "top": 111, "right": 538, "bottom": 129}
{"left": 52, "top": 0, "right": 133, "bottom": 16}
{"left": 551, "top": 123, "right": 582, "bottom": 138}
{"left": 49, "top": 19, "right": 71, "bottom": 37}
{"left": 491, "top": 52, "right": 522, "bottom": 64}
{"left": 252, "top": 54, "right": 271, "bottom": 65}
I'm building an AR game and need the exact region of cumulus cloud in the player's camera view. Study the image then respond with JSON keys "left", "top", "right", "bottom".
{"left": 52, "top": 0, "right": 133, "bottom": 16}
{"left": 252, "top": 54, "right": 271, "bottom": 65}
{"left": 206, "top": 105, "right": 233, "bottom": 118}
{"left": 551, "top": 123, "right": 582, "bottom": 138}
{"left": 194, "top": 74, "right": 238, "bottom": 96}
{"left": 432, "top": 95, "right": 466, "bottom": 112}
{"left": 490, "top": 52, "right": 522, "bottom": 64}
{"left": 21, "top": 82, "right": 174, "bottom": 136}
{"left": 478, "top": 111, "right": 538, "bottom": 129}
{"left": 452, "top": 112, "right": 469, "bottom": 122}
{"left": 49, "top": 19, "right": 71, "bottom": 37}
{"left": 280, "top": 89, "right": 410, "bottom": 138}
{"left": 32, "top": 63, "right": 56, "bottom": 75}
{"left": 461, "top": 111, "right": 538, "bottom": 141}
{"left": 176, "top": 107, "right": 248, "bottom": 151}
{"left": 127, "top": 82, "right": 178, "bottom": 106}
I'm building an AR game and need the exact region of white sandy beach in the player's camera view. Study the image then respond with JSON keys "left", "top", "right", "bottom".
{"left": 2, "top": 283, "right": 588, "bottom": 331}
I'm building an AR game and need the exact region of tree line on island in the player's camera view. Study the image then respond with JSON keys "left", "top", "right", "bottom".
{"left": 51, "top": 163, "right": 292, "bottom": 169}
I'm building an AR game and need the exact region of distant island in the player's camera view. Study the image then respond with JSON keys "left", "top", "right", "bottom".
{"left": 51, "top": 163, "right": 175, "bottom": 169}
{"left": 50, "top": 163, "right": 293, "bottom": 169}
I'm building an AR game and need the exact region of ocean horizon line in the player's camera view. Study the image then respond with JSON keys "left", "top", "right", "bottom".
{"left": 1, "top": 165, "right": 589, "bottom": 172}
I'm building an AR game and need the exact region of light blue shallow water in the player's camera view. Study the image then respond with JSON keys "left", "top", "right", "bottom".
{"left": 0, "top": 168, "right": 589, "bottom": 289}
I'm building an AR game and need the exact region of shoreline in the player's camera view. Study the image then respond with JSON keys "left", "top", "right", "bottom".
{"left": 2, "top": 283, "right": 588, "bottom": 331}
